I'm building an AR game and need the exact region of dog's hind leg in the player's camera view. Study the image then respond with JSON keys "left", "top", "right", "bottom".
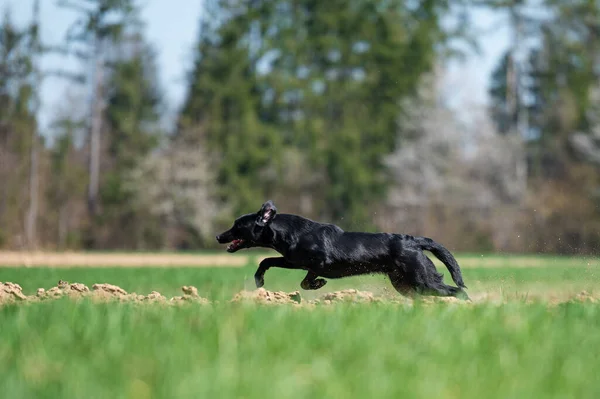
{"left": 300, "top": 271, "right": 327, "bottom": 290}
{"left": 393, "top": 250, "right": 470, "bottom": 300}
{"left": 387, "top": 269, "right": 416, "bottom": 298}
{"left": 411, "top": 252, "right": 470, "bottom": 300}
{"left": 415, "top": 281, "right": 470, "bottom": 300}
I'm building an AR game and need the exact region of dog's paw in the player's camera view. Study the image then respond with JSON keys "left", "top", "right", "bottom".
{"left": 301, "top": 277, "right": 328, "bottom": 290}
{"left": 312, "top": 278, "right": 327, "bottom": 290}
{"left": 254, "top": 274, "right": 265, "bottom": 288}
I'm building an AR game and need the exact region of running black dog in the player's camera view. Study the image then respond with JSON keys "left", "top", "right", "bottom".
{"left": 216, "top": 200, "right": 469, "bottom": 299}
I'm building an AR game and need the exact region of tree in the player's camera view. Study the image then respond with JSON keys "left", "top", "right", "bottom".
{"left": 46, "top": 92, "right": 88, "bottom": 249}
{"left": 570, "top": 84, "right": 600, "bottom": 165}
{"left": 127, "top": 131, "right": 218, "bottom": 249}
{"left": 25, "top": 0, "right": 42, "bottom": 250}
{"left": 56, "top": 1, "right": 167, "bottom": 249}
{"left": 0, "top": 8, "right": 38, "bottom": 248}
{"left": 95, "top": 29, "right": 165, "bottom": 249}
{"left": 58, "top": 0, "right": 138, "bottom": 219}
{"left": 384, "top": 68, "right": 524, "bottom": 251}
{"left": 181, "top": 0, "right": 466, "bottom": 228}
{"left": 178, "top": 0, "right": 282, "bottom": 224}
{"left": 498, "top": 0, "right": 600, "bottom": 253}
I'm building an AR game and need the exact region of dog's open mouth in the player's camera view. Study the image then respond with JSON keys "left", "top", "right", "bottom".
{"left": 227, "top": 239, "right": 245, "bottom": 252}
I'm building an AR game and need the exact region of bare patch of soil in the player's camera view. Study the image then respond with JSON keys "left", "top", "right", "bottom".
{"left": 418, "top": 296, "right": 467, "bottom": 305}
{"left": 230, "top": 288, "right": 302, "bottom": 305}
{"left": 1, "top": 281, "right": 211, "bottom": 305}
{"left": 312, "top": 289, "right": 381, "bottom": 305}
{"left": 3, "top": 282, "right": 600, "bottom": 307}
{"left": 569, "top": 290, "right": 599, "bottom": 304}
{"left": 0, "top": 251, "right": 248, "bottom": 268}
{"left": 0, "top": 282, "right": 28, "bottom": 304}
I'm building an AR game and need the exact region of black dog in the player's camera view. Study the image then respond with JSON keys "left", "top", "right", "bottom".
{"left": 216, "top": 200, "right": 469, "bottom": 299}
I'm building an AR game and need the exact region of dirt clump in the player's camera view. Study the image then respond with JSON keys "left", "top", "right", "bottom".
{"left": 231, "top": 288, "right": 302, "bottom": 305}
{"left": 36, "top": 281, "right": 91, "bottom": 300}
{"left": 89, "top": 284, "right": 169, "bottom": 303}
{"left": 182, "top": 286, "right": 199, "bottom": 296}
{"left": 92, "top": 283, "right": 128, "bottom": 296}
{"left": 170, "top": 286, "right": 211, "bottom": 304}
{"left": 143, "top": 291, "right": 167, "bottom": 303}
{"left": 0, "top": 282, "right": 29, "bottom": 303}
{"left": 419, "top": 296, "right": 466, "bottom": 305}
{"left": 87, "top": 283, "right": 131, "bottom": 302}
{"left": 23, "top": 281, "right": 210, "bottom": 305}
{"left": 571, "top": 291, "right": 599, "bottom": 303}
{"left": 313, "top": 289, "right": 380, "bottom": 305}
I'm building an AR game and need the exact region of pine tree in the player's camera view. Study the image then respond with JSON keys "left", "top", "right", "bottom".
{"left": 98, "top": 29, "right": 165, "bottom": 249}
{"left": 47, "top": 100, "right": 88, "bottom": 249}
{"left": 25, "top": 0, "right": 42, "bottom": 250}
{"left": 58, "top": 0, "right": 137, "bottom": 220}
{"left": 0, "top": 8, "right": 37, "bottom": 248}
{"left": 180, "top": 0, "right": 460, "bottom": 227}
{"left": 487, "top": 0, "right": 600, "bottom": 253}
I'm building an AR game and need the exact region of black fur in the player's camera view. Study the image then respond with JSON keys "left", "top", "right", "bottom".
{"left": 216, "top": 200, "right": 469, "bottom": 300}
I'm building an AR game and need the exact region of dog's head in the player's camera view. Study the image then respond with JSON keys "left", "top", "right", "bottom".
{"left": 215, "top": 200, "right": 278, "bottom": 253}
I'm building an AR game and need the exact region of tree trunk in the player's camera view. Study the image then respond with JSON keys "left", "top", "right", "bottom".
{"left": 26, "top": 0, "right": 41, "bottom": 250}
{"left": 25, "top": 132, "right": 39, "bottom": 249}
{"left": 58, "top": 204, "right": 68, "bottom": 249}
{"left": 88, "top": 38, "right": 105, "bottom": 218}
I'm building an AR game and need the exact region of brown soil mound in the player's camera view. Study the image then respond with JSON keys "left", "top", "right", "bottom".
{"left": 88, "top": 283, "right": 131, "bottom": 302}
{"left": 87, "top": 284, "right": 210, "bottom": 304}
{"left": 570, "top": 291, "right": 599, "bottom": 303}
{"left": 230, "top": 288, "right": 302, "bottom": 305}
{"left": 4, "top": 281, "right": 599, "bottom": 307}
{"left": 36, "top": 280, "right": 91, "bottom": 300}
{"left": 0, "top": 282, "right": 28, "bottom": 304}
{"left": 2, "top": 281, "right": 211, "bottom": 305}
{"left": 170, "top": 285, "right": 211, "bottom": 305}
{"left": 313, "top": 289, "right": 381, "bottom": 305}
{"left": 419, "top": 296, "right": 466, "bottom": 305}
{"left": 229, "top": 288, "right": 391, "bottom": 306}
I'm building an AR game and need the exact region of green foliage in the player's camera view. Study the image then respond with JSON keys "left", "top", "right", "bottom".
{"left": 60, "top": 0, "right": 137, "bottom": 47}
{"left": 485, "top": 0, "right": 600, "bottom": 253}
{"left": 488, "top": 0, "right": 600, "bottom": 163}
{"left": 97, "top": 35, "right": 165, "bottom": 249}
{"left": 180, "top": 0, "right": 458, "bottom": 225}
{"left": 179, "top": 1, "right": 282, "bottom": 219}
{"left": 46, "top": 118, "right": 87, "bottom": 249}
{"left": 489, "top": 51, "right": 518, "bottom": 134}
{"left": 0, "top": 8, "right": 37, "bottom": 245}
{"left": 4, "top": 0, "right": 600, "bottom": 253}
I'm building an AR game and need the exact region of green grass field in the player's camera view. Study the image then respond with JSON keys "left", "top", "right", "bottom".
{"left": 1, "top": 255, "right": 600, "bottom": 398}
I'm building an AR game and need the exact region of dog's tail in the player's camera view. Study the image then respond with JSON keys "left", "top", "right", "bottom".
{"left": 415, "top": 237, "right": 467, "bottom": 289}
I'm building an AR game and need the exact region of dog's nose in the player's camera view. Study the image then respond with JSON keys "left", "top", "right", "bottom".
{"left": 215, "top": 235, "right": 220, "bottom": 242}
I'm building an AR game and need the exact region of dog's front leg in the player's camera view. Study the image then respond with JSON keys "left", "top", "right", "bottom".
{"left": 254, "top": 257, "right": 297, "bottom": 288}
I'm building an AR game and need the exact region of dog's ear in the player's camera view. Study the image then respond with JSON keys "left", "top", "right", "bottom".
{"left": 256, "top": 200, "right": 277, "bottom": 227}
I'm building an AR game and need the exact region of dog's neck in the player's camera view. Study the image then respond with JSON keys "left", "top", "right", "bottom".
{"left": 261, "top": 214, "right": 317, "bottom": 255}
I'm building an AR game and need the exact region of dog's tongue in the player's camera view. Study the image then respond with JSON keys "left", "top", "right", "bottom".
{"left": 228, "top": 239, "right": 243, "bottom": 250}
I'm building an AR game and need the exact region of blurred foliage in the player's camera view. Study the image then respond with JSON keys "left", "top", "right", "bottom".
{"left": 179, "top": 0, "right": 466, "bottom": 227}
{"left": 488, "top": 0, "right": 600, "bottom": 253}
{"left": 0, "top": 0, "right": 599, "bottom": 253}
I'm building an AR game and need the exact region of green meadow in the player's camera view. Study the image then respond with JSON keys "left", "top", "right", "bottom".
{"left": 1, "top": 254, "right": 599, "bottom": 398}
